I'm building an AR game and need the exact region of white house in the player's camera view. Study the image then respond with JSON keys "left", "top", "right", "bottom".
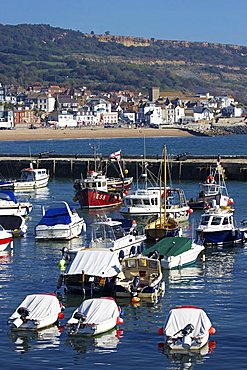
{"left": 193, "top": 107, "right": 214, "bottom": 121}
{"left": 0, "top": 110, "right": 14, "bottom": 129}
{"left": 76, "top": 111, "right": 99, "bottom": 126}
{"left": 137, "top": 102, "right": 162, "bottom": 126}
{"left": 56, "top": 111, "right": 77, "bottom": 128}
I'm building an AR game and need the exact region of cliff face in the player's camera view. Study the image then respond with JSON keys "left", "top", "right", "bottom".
{"left": 84, "top": 33, "right": 244, "bottom": 52}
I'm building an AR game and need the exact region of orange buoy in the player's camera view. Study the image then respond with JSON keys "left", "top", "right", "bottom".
{"left": 131, "top": 296, "right": 140, "bottom": 304}
{"left": 58, "top": 312, "right": 65, "bottom": 320}
{"left": 209, "top": 326, "right": 216, "bottom": 335}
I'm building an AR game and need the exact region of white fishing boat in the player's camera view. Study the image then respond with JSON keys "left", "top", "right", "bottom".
{"left": 8, "top": 293, "right": 64, "bottom": 330}
{"left": 158, "top": 305, "right": 216, "bottom": 351}
{"left": 67, "top": 297, "right": 123, "bottom": 336}
{"left": 89, "top": 216, "right": 146, "bottom": 258}
{"left": 0, "top": 162, "right": 49, "bottom": 190}
{"left": 35, "top": 201, "right": 86, "bottom": 240}
{"left": 143, "top": 237, "right": 205, "bottom": 269}
{"left": 0, "top": 190, "right": 32, "bottom": 216}
{"left": 188, "top": 156, "right": 233, "bottom": 210}
{"left": 0, "top": 225, "right": 13, "bottom": 251}
{"left": 115, "top": 255, "right": 165, "bottom": 302}
{"left": 120, "top": 161, "right": 191, "bottom": 223}
{"left": 0, "top": 214, "right": 27, "bottom": 237}
{"left": 59, "top": 248, "right": 121, "bottom": 295}
{"left": 195, "top": 205, "right": 247, "bottom": 246}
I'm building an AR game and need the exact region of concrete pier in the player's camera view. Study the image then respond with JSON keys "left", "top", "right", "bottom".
{"left": 0, "top": 154, "right": 247, "bottom": 181}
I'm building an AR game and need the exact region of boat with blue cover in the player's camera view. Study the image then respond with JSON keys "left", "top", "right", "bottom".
{"left": 35, "top": 201, "right": 86, "bottom": 240}
{"left": 0, "top": 190, "right": 32, "bottom": 216}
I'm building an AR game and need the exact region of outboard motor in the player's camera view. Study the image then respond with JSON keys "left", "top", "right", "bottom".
{"left": 131, "top": 276, "right": 140, "bottom": 297}
{"left": 70, "top": 312, "right": 86, "bottom": 335}
{"left": 119, "top": 250, "right": 125, "bottom": 262}
{"left": 12, "top": 307, "right": 30, "bottom": 328}
{"left": 181, "top": 323, "right": 194, "bottom": 350}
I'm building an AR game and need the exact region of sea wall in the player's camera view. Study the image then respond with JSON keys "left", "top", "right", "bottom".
{"left": 0, "top": 155, "right": 247, "bottom": 181}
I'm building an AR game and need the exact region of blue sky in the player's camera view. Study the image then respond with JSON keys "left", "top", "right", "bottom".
{"left": 2, "top": 0, "right": 247, "bottom": 46}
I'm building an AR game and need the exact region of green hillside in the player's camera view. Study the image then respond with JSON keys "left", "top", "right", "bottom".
{"left": 0, "top": 24, "right": 247, "bottom": 101}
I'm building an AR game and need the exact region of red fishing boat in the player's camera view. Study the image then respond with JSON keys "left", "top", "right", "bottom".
{"left": 73, "top": 150, "right": 133, "bottom": 209}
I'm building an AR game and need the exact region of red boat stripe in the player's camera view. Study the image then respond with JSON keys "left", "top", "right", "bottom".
{"left": 0, "top": 237, "right": 12, "bottom": 245}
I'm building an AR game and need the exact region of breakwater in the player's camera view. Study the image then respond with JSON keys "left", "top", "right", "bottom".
{"left": 0, "top": 154, "right": 247, "bottom": 181}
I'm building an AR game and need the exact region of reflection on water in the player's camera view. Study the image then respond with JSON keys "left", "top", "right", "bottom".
{"left": 158, "top": 340, "right": 216, "bottom": 370}
{"left": 9, "top": 325, "right": 62, "bottom": 353}
{"left": 67, "top": 328, "right": 123, "bottom": 355}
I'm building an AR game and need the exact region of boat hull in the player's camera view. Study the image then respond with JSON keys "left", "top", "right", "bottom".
{"left": 196, "top": 229, "right": 245, "bottom": 246}
{"left": 161, "top": 244, "right": 205, "bottom": 269}
{"left": 75, "top": 188, "right": 123, "bottom": 209}
{"left": 0, "top": 235, "right": 13, "bottom": 251}
{"left": 35, "top": 220, "right": 86, "bottom": 240}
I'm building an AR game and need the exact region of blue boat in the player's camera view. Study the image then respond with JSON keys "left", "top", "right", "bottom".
{"left": 195, "top": 206, "right": 247, "bottom": 246}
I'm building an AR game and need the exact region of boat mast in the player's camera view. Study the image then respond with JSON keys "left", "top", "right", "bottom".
{"left": 163, "top": 145, "right": 167, "bottom": 226}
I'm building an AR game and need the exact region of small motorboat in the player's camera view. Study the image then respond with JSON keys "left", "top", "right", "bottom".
{"left": 89, "top": 216, "right": 146, "bottom": 257}
{"left": 0, "top": 225, "right": 13, "bottom": 251}
{"left": 195, "top": 206, "right": 247, "bottom": 246}
{"left": 0, "top": 190, "right": 32, "bottom": 216}
{"left": 66, "top": 297, "right": 123, "bottom": 336}
{"left": 8, "top": 293, "right": 64, "bottom": 330}
{"left": 35, "top": 201, "right": 86, "bottom": 240}
{"left": 0, "top": 162, "right": 49, "bottom": 191}
{"left": 158, "top": 305, "right": 216, "bottom": 351}
{"left": 0, "top": 214, "right": 27, "bottom": 237}
{"left": 143, "top": 237, "right": 205, "bottom": 269}
{"left": 115, "top": 255, "right": 165, "bottom": 302}
{"left": 58, "top": 248, "right": 121, "bottom": 296}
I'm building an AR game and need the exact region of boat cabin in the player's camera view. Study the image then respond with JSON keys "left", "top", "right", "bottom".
{"left": 82, "top": 171, "right": 108, "bottom": 192}
{"left": 119, "top": 257, "right": 161, "bottom": 285}
{"left": 90, "top": 219, "right": 127, "bottom": 248}
{"left": 20, "top": 168, "right": 48, "bottom": 182}
{"left": 198, "top": 209, "right": 234, "bottom": 230}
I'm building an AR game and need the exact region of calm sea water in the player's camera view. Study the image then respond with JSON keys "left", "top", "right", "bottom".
{"left": 1, "top": 136, "right": 247, "bottom": 370}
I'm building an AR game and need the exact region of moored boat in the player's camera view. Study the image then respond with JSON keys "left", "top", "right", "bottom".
{"left": 73, "top": 171, "right": 125, "bottom": 209}
{"left": 145, "top": 145, "right": 183, "bottom": 241}
{"left": 0, "top": 190, "right": 32, "bottom": 216}
{"left": 195, "top": 206, "right": 247, "bottom": 246}
{"left": 143, "top": 237, "right": 205, "bottom": 269}
{"left": 59, "top": 248, "right": 121, "bottom": 295}
{"left": 8, "top": 293, "right": 64, "bottom": 330}
{"left": 158, "top": 305, "right": 216, "bottom": 352}
{"left": 89, "top": 216, "right": 146, "bottom": 257}
{"left": 0, "top": 214, "right": 27, "bottom": 237}
{"left": 66, "top": 297, "right": 123, "bottom": 336}
{"left": 35, "top": 201, "right": 86, "bottom": 240}
{"left": 188, "top": 156, "right": 233, "bottom": 210}
{"left": 0, "top": 162, "right": 49, "bottom": 191}
{"left": 115, "top": 255, "right": 165, "bottom": 302}
{"left": 0, "top": 225, "right": 13, "bottom": 251}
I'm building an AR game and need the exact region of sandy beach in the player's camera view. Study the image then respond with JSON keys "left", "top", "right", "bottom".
{"left": 0, "top": 126, "right": 193, "bottom": 141}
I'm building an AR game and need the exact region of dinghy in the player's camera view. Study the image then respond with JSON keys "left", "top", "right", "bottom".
{"left": 8, "top": 293, "right": 64, "bottom": 330}
{"left": 158, "top": 305, "right": 216, "bottom": 352}
{"left": 66, "top": 297, "right": 123, "bottom": 336}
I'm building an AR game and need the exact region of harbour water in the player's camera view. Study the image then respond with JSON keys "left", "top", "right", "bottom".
{"left": 0, "top": 136, "right": 247, "bottom": 369}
